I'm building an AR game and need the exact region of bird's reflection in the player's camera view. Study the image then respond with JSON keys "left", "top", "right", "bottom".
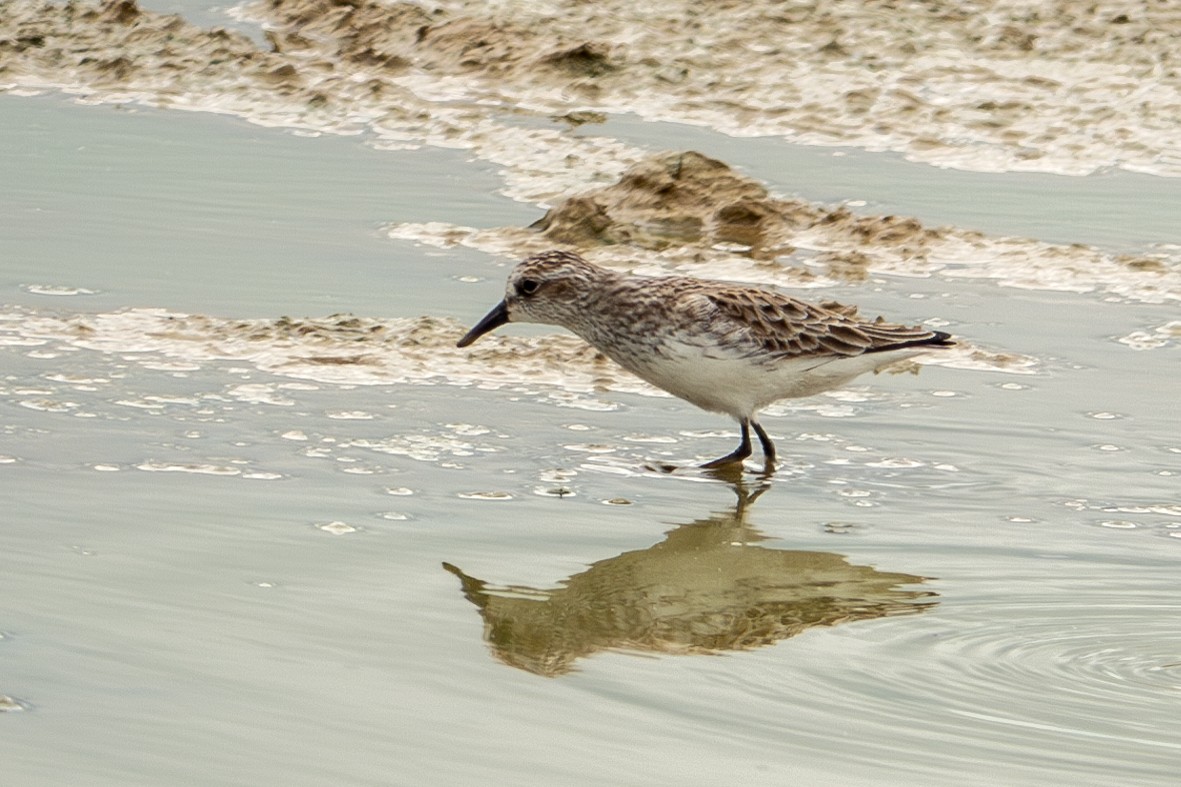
{"left": 444, "top": 484, "right": 937, "bottom": 677}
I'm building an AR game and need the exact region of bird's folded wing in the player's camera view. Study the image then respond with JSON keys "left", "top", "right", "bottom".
{"left": 699, "top": 287, "right": 941, "bottom": 360}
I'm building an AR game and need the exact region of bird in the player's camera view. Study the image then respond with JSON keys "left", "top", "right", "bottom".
{"left": 457, "top": 250, "right": 954, "bottom": 469}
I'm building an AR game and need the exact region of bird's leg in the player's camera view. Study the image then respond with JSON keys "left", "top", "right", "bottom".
{"left": 702, "top": 418, "right": 753, "bottom": 468}
{"left": 751, "top": 420, "right": 776, "bottom": 469}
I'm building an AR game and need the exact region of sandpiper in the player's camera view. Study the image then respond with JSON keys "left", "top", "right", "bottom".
{"left": 458, "top": 251, "right": 954, "bottom": 469}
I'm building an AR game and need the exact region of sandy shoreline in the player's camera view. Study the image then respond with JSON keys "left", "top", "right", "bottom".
{"left": 4, "top": 0, "right": 1180, "bottom": 178}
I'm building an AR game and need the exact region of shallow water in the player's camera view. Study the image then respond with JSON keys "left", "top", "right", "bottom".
{"left": 3, "top": 71, "right": 1180, "bottom": 787}
{"left": 0, "top": 95, "right": 532, "bottom": 317}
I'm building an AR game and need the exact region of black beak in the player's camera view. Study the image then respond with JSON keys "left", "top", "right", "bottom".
{"left": 457, "top": 300, "right": 510, "bottom": 347}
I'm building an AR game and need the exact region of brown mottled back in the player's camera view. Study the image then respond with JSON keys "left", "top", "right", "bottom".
{"left": 703, "top": 286, "right": 949, "bottom": 360}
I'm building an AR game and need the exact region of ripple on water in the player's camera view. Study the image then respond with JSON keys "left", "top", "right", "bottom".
{"left": 1118, "top": 321, "right": 1181, "bottom": 350}
{"left": 457, "top": 491, "right": 513, "bottom": 501}
{"left": 316, "top": 521, "right": 358, "bottom": 535}
{"left": 1063, "top": 499, "right": 1181, "bottom": 538}
{"left": 20, "top": 284, "right": 99, "bottom": 296}
{"left": 723, "top": 573, "right": 1181, "bottom": 782}
{"left": 349, "top": 434, "right": 489, "bottom": 463}
{"left": 532, "top": 485, "right": 575, "bottom": 498}
{"left": 135, "top": 461, "right": 242, "bottom": 476}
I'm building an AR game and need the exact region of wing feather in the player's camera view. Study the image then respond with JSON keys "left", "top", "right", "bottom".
{"left": 699, "top": 286, "right": 949, "bottom": 360}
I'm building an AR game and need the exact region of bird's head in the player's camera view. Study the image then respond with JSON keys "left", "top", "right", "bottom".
{"left": 456, "top": 250, "right": 604, "bottom": 347}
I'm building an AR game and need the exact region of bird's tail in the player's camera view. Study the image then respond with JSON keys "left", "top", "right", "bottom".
{"left": 864, "top": 329, "right": 955, "bottom": 354}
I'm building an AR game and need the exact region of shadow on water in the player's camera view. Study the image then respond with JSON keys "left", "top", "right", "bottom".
{"left": 444, "top": 483, "right": 937, "bottom": 677}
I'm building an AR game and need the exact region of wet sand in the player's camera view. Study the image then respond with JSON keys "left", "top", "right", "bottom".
{"left": 5, "top": 0, "right": 1181, "bottom": 178}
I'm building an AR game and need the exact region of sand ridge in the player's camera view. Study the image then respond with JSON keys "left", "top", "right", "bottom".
{"left": 1, "top": 304, "right": 1025, "bottom": 396}
{"left": 6, "top": 0, "right": 1180, "bottom": 176}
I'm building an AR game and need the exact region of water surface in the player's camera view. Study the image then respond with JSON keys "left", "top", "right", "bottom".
{"left": 2, "top": 90, "right": 1179, "bottom": 787}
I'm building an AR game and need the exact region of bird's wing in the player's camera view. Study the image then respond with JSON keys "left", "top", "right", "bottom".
{"left": 697, "top": 286, "right": 948, "bottom": 360}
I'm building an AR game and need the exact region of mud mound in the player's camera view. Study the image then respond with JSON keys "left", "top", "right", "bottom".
{"left": 532, "top": 151, "right": 943, "bottom": 267}
{"left": 0, "top": 1, "right": 286, "bottom": 95}
{"left": 395, "top": 150, "right": 1178, "bottom": 302}
{"left": 252, "top": 0, "right": 618, "bottom": 82}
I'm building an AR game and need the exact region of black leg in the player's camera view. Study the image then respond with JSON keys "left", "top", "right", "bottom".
{"left": 751, "top": 420, "right": 776, "bottom": 465}
{"left": 702, "top": 419, "right": 752, "bottom": 468}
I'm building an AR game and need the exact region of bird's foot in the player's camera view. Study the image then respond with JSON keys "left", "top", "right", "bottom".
{"left": 700, "top": 450, "right": 751, "bottom": 469}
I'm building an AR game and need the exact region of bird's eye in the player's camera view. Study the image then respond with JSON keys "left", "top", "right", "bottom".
{"left": 518, "top": 278, "right": 541, "bottom": 296}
